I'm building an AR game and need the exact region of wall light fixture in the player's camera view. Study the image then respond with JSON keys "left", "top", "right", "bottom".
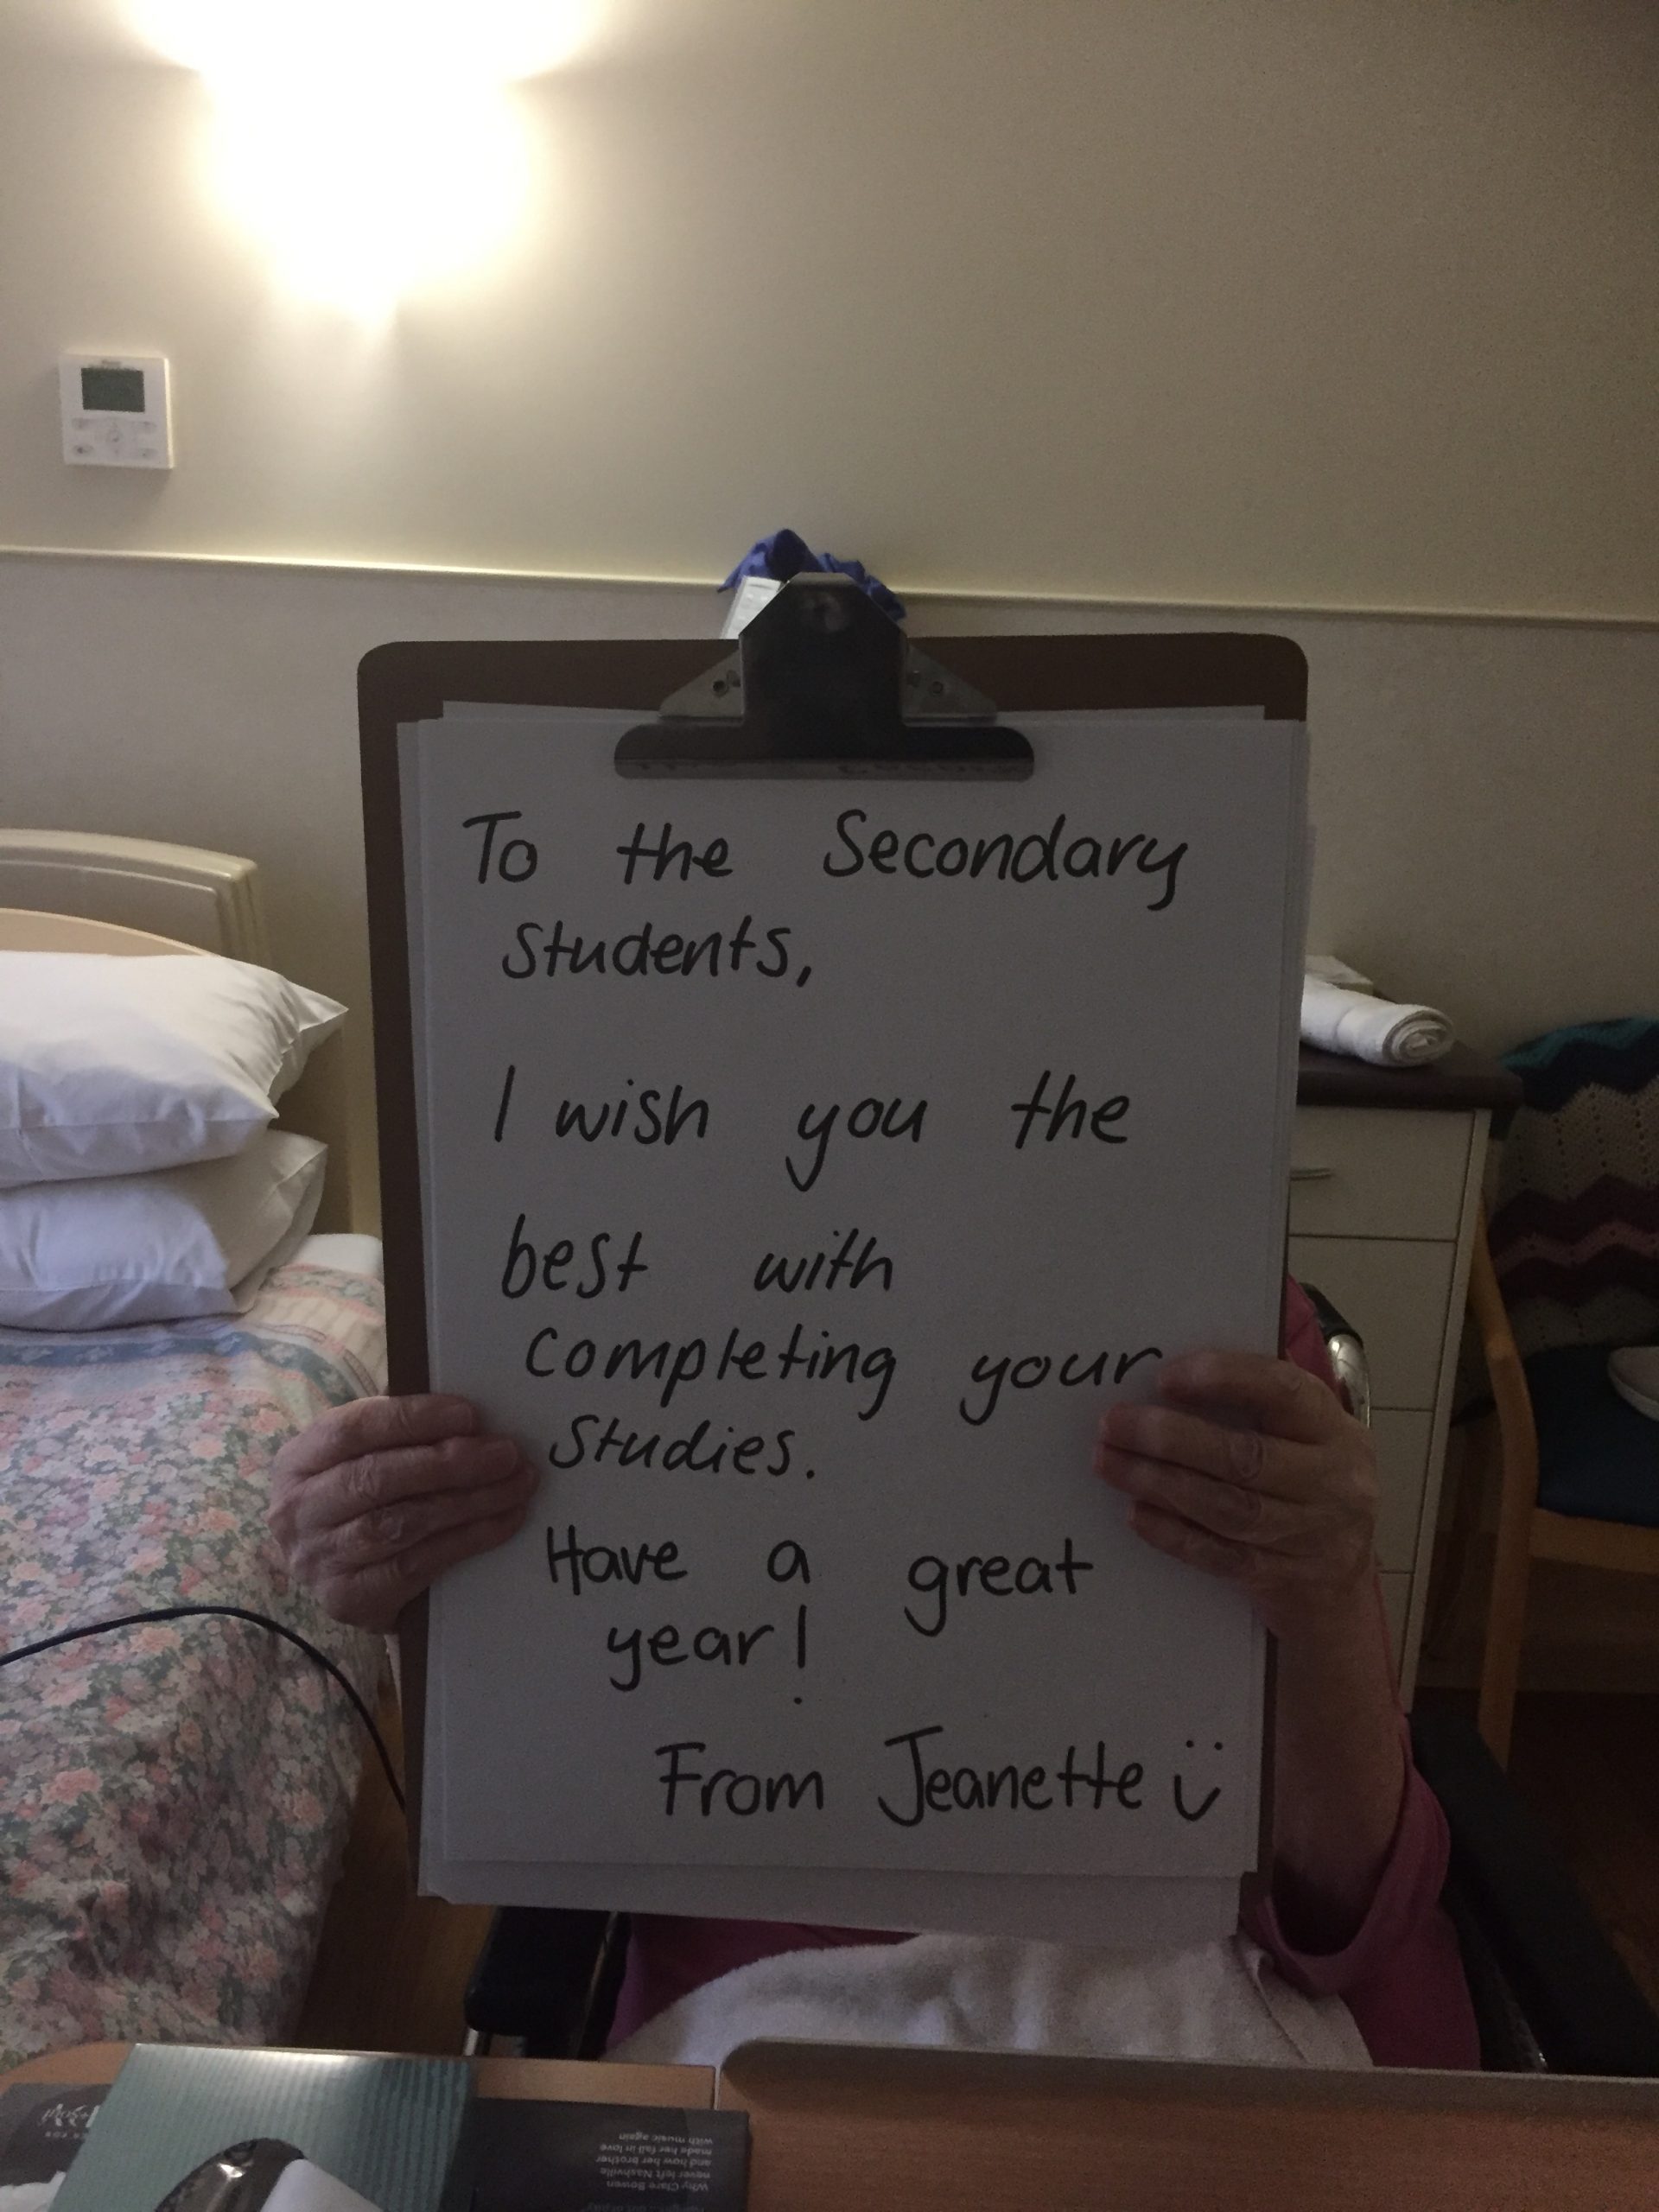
{"left": 129, "top": 0, "right": 596, "bottom": 319}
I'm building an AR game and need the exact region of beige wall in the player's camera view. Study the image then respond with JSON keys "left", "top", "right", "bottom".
{"left": 2, "top": 3, "right": 1656, "bottom": 619}
{"left": 3, "top": 548, "right": 1656, "bottom": 1230}
{"left": 2, "top": 3, "right": 1655, "bottom": 1224}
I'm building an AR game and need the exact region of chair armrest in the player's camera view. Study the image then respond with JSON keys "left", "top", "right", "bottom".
{"left": 1412, "top": 1706, "right": 1659, "bottom": 2076}
{"left": 1297, "top": 1281, "right": 1371, "bottom": 1426}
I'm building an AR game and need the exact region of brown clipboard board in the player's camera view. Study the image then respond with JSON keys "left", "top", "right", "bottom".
{"left": 358, "top": 628, "right": 1307, "bottom": 1874}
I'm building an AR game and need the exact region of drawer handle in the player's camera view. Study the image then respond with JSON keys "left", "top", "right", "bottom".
{"left": 1290, "top": 1166, "right": 1335, "bottom": 1182}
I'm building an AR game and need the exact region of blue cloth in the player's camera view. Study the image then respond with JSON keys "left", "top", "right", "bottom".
{"left": 1503, "top": 1018, "right": 1659, "bottom": 1116}
{"left": 1528, "top": 1344, "right": 1659, "bottom": 1527}
{"left": 721, "top": 528, "right": 906, "bottom": 622}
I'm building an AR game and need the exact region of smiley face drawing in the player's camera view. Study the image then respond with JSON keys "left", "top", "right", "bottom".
{"left": 1173, "top": 1739, "right": 1224, "bottom": 1823}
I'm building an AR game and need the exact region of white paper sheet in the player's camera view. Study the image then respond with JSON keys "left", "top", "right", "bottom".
{"left": 402, "top": 708, "right": 1305, "bottom": 1929}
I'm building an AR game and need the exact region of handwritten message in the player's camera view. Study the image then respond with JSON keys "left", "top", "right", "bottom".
{"left": 406, "top": 709, "right": 1305, "bottom": 1913}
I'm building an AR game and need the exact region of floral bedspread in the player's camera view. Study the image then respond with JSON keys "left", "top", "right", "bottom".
{"left": 0, "top": 1261, "right": 387, "bottom": 2068}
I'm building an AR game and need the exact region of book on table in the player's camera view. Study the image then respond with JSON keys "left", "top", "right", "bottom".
{"left": 38, "top": 2044, "right": 747, "bottom": 2212}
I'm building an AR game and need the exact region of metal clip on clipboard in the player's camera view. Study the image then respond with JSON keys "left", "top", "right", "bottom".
{"left": 613, "top": 572, "right": 1033, "bottom": 779}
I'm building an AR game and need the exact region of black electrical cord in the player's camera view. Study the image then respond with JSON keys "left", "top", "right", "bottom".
{"left": 0, "top": 1604, "right": 405, "bottom": 1813}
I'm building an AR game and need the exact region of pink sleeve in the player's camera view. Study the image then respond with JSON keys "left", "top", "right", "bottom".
{"left": 1243, "top": 1712, "right": 1477, "bottom": 2066}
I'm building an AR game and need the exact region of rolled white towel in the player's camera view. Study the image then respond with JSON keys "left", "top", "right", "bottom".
{"left": 1304, "top": 953, "right": 1376, "bottom": 993}
{"left": 1300, "top": 978, "right": 1453, "bottom": 1067}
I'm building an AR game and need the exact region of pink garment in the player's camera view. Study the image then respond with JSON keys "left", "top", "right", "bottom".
{"left": 611, "top": 1282, "right": 1480, "bottom": 2067}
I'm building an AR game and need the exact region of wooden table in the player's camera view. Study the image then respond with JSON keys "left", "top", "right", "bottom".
{"left": 715, "top": 2041, "right": 1659, "bottom": 2212}
{"left": 0, "top": 2039, "right": 711, "bottom": 2109}
{"left": 13, "top": 2039, "right": 1659, "bottom": 2210}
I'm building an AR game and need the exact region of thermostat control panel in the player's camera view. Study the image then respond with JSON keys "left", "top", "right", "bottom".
{"left": 60, "top": 352, "right": 173, "bottom": 467}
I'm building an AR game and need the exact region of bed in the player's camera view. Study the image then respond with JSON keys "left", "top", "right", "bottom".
{"left": 0, "top": 833, "right": 387, "bottom": 2068}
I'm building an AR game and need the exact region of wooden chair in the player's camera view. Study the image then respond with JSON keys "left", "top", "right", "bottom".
{"left": 1471, "top": 1214, "right": 1659, "bottom": 1759}
{"left": 1471, "top": 1020, "right": 1659, "bottom": 1764}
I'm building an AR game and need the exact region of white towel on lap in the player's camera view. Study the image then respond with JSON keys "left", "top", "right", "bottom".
{"left": 1300, "top": 980, "right": 1453, "bottom": 1067}
{"left": 610, "top": 1933, "right": 1371, "bottom": 2071}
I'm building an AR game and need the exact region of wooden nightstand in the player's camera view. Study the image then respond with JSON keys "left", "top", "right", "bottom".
{"left": 1291, "top": 1044, "right": 1522, "bottom": 1702}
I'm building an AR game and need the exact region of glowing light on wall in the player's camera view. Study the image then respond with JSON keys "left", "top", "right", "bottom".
{"left": 130, "top": 2, "right": 595, "bottom": 318}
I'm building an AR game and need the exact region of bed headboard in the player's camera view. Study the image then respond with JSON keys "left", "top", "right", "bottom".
{"left": 0, "top": 830, "right": 271, "bottom": 960}
{"left": 0, "top": 830, "right": 351, "bottom": 1229}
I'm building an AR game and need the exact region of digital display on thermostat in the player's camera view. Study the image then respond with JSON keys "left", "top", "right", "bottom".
{"left": 79, "top": 365, "right": 147, "bottom": 412}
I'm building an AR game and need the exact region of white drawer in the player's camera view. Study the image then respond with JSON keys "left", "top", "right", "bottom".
{"left": 1370, "top": 1408, "right": 1433, "bottom": 1573}
{"left": 1290, "top": 1107, "right": 1472, "bottom": 1239}
{"left": 1380, "top": 1572, "right": 1412, "bottom": 1675}
{"left": 1288, "top": 1236, "right": 1455, "bottom": 1410}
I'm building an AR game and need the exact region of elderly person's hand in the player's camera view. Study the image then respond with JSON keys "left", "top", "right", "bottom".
{"left": 1095, "top": 1350, "right": 1379, "bottom": 1642}
{"left": 1099, "top": 1345, "right": 1400, "bottom": 1947}
{"left": 269, "top": 1395, "right": 537, "bottom": 1632}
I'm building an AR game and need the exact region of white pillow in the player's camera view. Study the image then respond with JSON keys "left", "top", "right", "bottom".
{"left": 0, "top": 950, "right": 346, "bottom": 1186}
{"left": 0, "top": 1129, "right": 327, "bottom": 1330}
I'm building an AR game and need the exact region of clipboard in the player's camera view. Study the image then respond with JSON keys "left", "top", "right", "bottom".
{"left": 359, "top": 603, "right": 1306, "bottom": 1872}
